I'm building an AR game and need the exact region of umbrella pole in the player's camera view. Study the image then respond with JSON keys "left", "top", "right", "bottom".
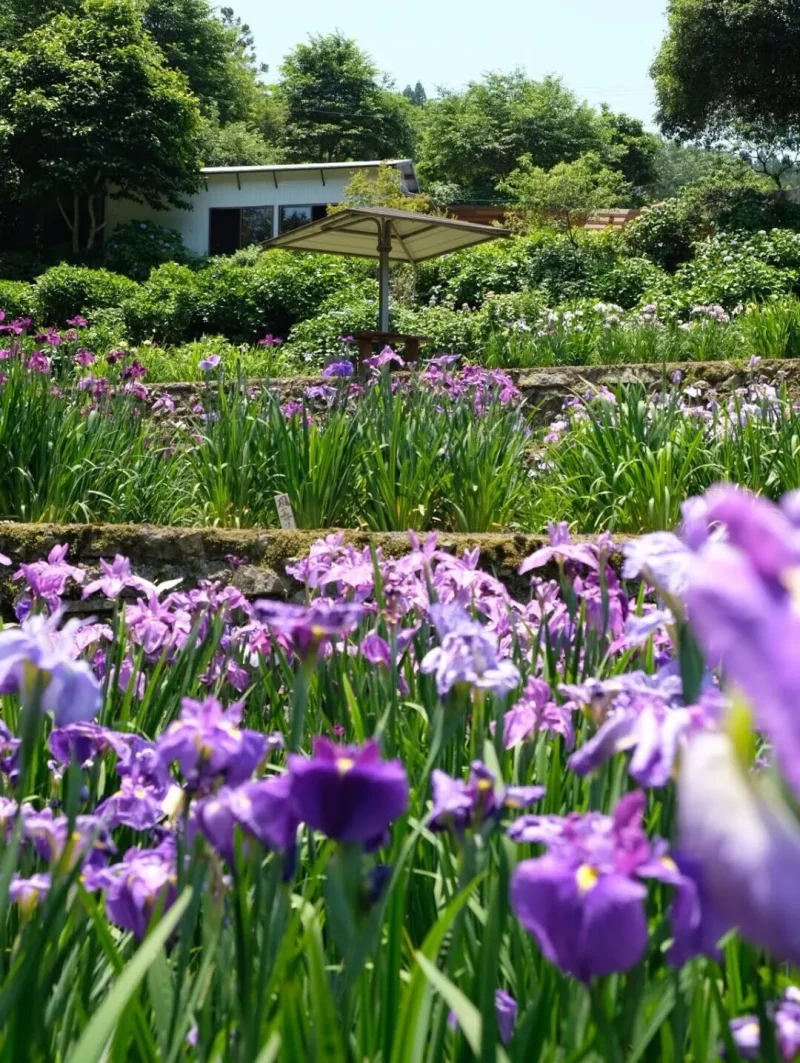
{"left": 378, "top": 221, "right": 391, "bottom": 332}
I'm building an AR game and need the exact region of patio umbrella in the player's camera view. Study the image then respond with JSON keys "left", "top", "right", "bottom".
{"left": 263, "top": 206, "right": 510, "bottom": 331}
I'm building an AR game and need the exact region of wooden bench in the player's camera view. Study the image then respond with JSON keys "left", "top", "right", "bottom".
{"left": 352, "top": 331, "right": 433, "bottom": 373}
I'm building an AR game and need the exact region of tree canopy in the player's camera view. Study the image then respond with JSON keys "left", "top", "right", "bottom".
{"left": 416, "top": 72, "right": 657, "bottom": 202}
{"left": 501, "top": 152, "right": 631, "bottom": 242}
{"left": 652, "top": 0, "right": 800, "bottom": 141}
{"left": 0, "top": 0, "right": 201, "bottom": 251}
{"left": 276, "top": 33, "right": 416, "bottom": 162}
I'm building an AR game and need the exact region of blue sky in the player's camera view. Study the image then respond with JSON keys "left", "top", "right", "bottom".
{"left": 230, "top": 0, "right": 668, "bottom": 126}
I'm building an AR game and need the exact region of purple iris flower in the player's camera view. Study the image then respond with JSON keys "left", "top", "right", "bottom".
{"left": 104, "top": 840, "right": 177, "bottom": 939}
{"left": 726, "top": 989, "right": 800, "bottom": 1061}
{"left": 622, "top": 531, "right": 694, "bottom": 609}
{"left": 500, "top": 676, "right": 575, "bottom": 750}
{"left": 73, "top": 348, "right": 96, "bottom": 367}
{"left": 510, "top": 791, "right": 690, "bottom": 981}
{"left": 321, "top": 360, "right": 354, "bottom": 379}
{"left": 564, "top": 669, "right": 720, "bottom": 789}
{"left": 116, "top": 735, "right": 172, "bottom": 796}
{"left": 448, "top": 988, "right": 517, "bottom": 1045}
{"left": 48, "top": 722, "right": 128, "bottom": 769}
{"left": 254, "top": 600, "right": 366, "bottom": 661}
{"left": 0, "top": 613, "right": 103, "bottom": 726}
{"left": 429, "top": 761, "right": 544, "bottom": 835}
{"left": 13, "top": 543, "right": 85, "bottom": 613}
{"left": 680, "top": 492, "right": 800, "bottom": 799}
{"left": 679, "top": 730, "right": 800, "bottom": 966}
{"left": 66, "top": 315, "right": 87, "bottom": 328}
{"left": 519, "top": 523, "right": 599, "bottom": 575}
{"left": 157, "top": 696, "right": 268, "bottom": 792}
{"left": 420, "top": 604, "right": 520, "bottom": 698}
{"left": 363, "top": 347, "right": 405, "bottom": 370}
{"left": 198, "top": 354, "right": 221, "bottom": 371}
{"left": 9, "top": 873, "right": 51, "bottom": 915}
{"left": 82, "top": 555, "right": 157, "bottom": 600}
{"left": 511, "top": 852, "right": 648, "bottom": 982}
{"left": 195, "top": 774, "right": 299, "bottom": 864}
{"left": 0, "top": 552, "right": 10, "bottom": 567}
{"left": 96, "top": 777, "right": 165, "bottom": 832}
{"left": 360, "top": 632, "right": 391, "bottom": 667}
{"left": 287, "top": 737, "right": 408, "bottom": 848}
{"left": 0, "top": 723, "right": 20, "bottom": 782}
{"left": 22, "top": 808, "right": 115, "bottom": 868}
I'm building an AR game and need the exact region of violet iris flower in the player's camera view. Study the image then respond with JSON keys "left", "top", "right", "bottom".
{"left": 48, "top": 722, "right": 128, "bottom": 769}
{"left": 519, "top": 523, "right": 598, "bottom": 575}
{"left": 681, "top": 489, "right": 800, "bottom": 800}
{"left": 9, "top": 873, "right": 51, "bottom": 915}
{"left": 0, "top": 613, "right": 103, "bottom": 726}
{"left": 82, "top": 555, "right": 158, "bottom": 600}
{"left": 96, "top": 776, "right": 165, "bottom": 832}
{"left": 726, "top": 988, "right": 800, "bottom": 1061}
{"left": 564, "top": 669, "right": 720, "bottom": 789}
{"left": 500, "top": 676, "right": 575, "bottom": 750}
{"left": 428, "top": 761, "right": 544, "bottom": 834}
{"left": 195, "top": 774, "right": 299, "bottom": 864}
{"left": 510, "top": 791, "right": 693, "bottom": 981}
{"left": 254, "top": 600, "right": 366, "bottom": 661}
{"left": 420, "top": 604, "right": 520, "bottom": 698}
{"left": 321, "top": 360, "right": 354, "bottom": 379}
{"left": 103, "top": 840, "right": 177, "bottom": 939}
{"left": 198, "top": 354, "right": 221, "bottom": 371}
{"left": 679, "top": 730, "right": 800, "bottom": 966}
{"left": 448, "top": 989, "right": 517, "bottom": 1045}
{"left": 287, "top": 737, "right": 408, "bottom": 848}
{"left": 157, "top": 696, "right": 268, "bottom": 792}
{"left": 13, "top": 543, "right": 85, "bottom": 614}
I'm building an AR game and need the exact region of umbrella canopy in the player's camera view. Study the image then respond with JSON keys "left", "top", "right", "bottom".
{"left": 263, "top": 206, "right": 510, "bottom": 330}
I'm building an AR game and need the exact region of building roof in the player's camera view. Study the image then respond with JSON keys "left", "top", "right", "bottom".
{"left": 200, "top": 159, "right": 418, "bottom": 190}
{"left": 264, "top": 206, "right": 509, "bottom": 263}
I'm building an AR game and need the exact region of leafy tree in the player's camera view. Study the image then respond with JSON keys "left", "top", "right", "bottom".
{"left": 0, "top": 0, "right": 201, "bottom": 253}
{"left": 501, "top": 152, "right": 630, "bottom": 243}
{"left": 142, "top": 0, "right": 264, "bottom": 124}
{"left": 198, "top": 117, "right": 277, "bottom": 166}
{"left": 417, "top": 73, "right": 613, "bottom": 201}
{"left": 0, "top": 0, "right": 265, "bottom": 126}
{"left": 329, "top": 163, "right": 433, "bottom": 213}
{"left": 276, "top": 33, "right": 416, "bottom": 162}
{"left": 403, "top": 82, "right": 427, "bottom": 107}
{"left": 652, "top": 0, "right": 800, "bottom": 143}
{"left": 596, "top": 106, "right": 660, "bottom": 191}
{"left": 646, "top": 140, "right": 757, "bottom": 199}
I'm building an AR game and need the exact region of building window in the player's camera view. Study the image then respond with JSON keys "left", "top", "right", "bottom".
{"left": 279, "top": 204, "right": 327, "bottom": 233}
{"left": 208, "top": 206, "right": 274, "bottom": 256}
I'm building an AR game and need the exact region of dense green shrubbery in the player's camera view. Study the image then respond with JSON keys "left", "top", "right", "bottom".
{"left": 33, "top": 264, "right": 139, "bottom": 325}
{"left": 415, "top": 231, "right": 618, "bottom": 309}
{"left": 103, "top": 219, "right": 192, "bottom": 280}
{"left": 123, "top": 252, "right": 372, "bottom": 344}
{"left": 8, "top": 213, "right": 800, "bottom": 367}
{"left": 0, "top": 280, "right": 35, "bottom": 319}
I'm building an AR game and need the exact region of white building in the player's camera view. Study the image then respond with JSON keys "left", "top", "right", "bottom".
{"left": 104, "top": 159, "right": 419, "bottom": 257}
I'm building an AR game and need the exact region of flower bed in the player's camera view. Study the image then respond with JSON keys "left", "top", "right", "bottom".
{"left": 0, "top": 487, "right": 798, "bottom": 1057}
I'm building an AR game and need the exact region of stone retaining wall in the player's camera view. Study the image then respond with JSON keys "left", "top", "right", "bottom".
{"left": 0, "top": 523, "right": 621, "bottom": 617}
{"left": 148, "top": 359, "right": 799, "bottom": 425}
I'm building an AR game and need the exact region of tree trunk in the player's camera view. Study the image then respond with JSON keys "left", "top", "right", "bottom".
{"left": 85, "top": 173, "right": 105, "bottom": 251}
{"left": 86, "top": 193, "right": 106, "bottom": 250}
{"left": 72, "top": 191, "right": 80, "bottom": 255}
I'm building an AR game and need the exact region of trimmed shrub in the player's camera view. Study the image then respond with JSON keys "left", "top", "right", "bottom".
{"left": 103, "top": 220, "right": 191, "bottom": 280}
{"left": 33, "top": 264, "right": 138, "bottom": 326}
{"left": 0, "top": 280, "right": 35, "bottom": 319}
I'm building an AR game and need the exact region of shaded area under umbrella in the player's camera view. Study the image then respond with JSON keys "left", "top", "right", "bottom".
{"left": 263, "top": 206, "right": 510, "bottom": 334}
